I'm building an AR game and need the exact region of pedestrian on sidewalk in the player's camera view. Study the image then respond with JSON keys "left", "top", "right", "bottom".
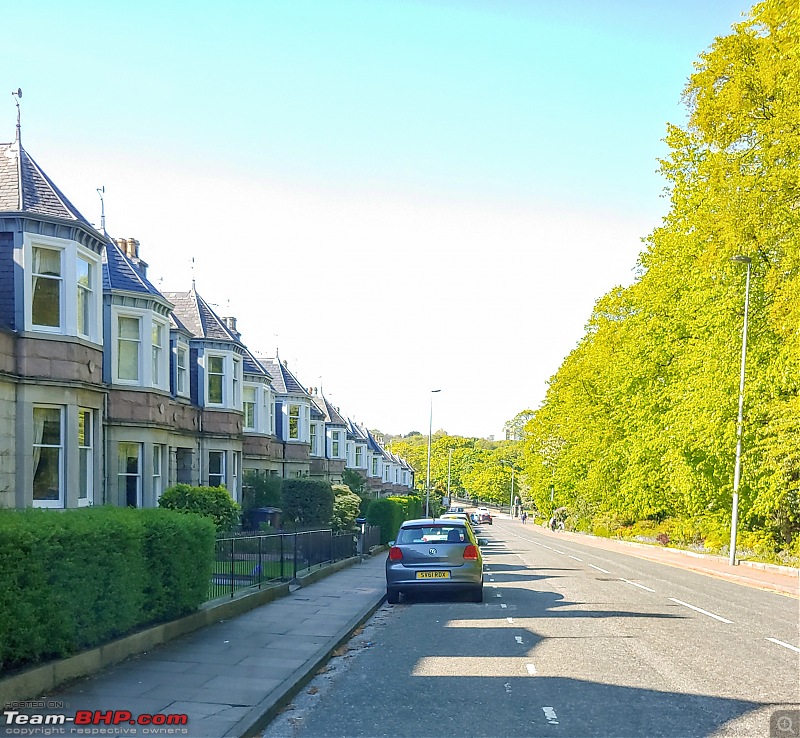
{"left": 521, "top": 511, "right": 528, "bottom": 524}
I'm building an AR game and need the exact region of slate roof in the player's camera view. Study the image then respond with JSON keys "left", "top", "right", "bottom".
{"left": 0, "top": 142, "right": 91, "bottom": 224}
{"left": 310, "top": 399, "right": 325, "bottom": 420}
{"left": 241, "top": 347, "right": 273, "bottom": 382}
{"left": 103, "top": 238, "right": 166, "bottom": 298}
{"left": 347, "top": 419, "right": 369, "bottom": 442}
{"left": 365, "top": 429, "right": 384, "bottom": 454}
{"left": 312, "top": 394, "right": 347, "bottom": 426}
{"left": 162, "top": 288, "right": 242, "bottom": 344}
{"left": 257, "top": 357, "right": 311, "bottom": 397}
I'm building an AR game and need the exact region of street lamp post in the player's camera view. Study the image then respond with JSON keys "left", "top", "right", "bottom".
{"left": 502, "top": 461, "right": 516, "bottom": 517}
{"left": 729, "top": 255, "right": 752, "bottom": 566}
{"left": 425, "top": 389, "right": 441, "bottom": 518}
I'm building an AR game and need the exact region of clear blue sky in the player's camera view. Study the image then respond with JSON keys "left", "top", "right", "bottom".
{"left": 3, "top": 0, "right": 749, "bottom": 439}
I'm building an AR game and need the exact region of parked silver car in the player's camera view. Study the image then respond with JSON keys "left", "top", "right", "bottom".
{"left": 386, "top": 518, "right": 484, "bottom": 604}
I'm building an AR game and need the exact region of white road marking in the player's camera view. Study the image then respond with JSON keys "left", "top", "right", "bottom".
{"left": 552, "top": 549, "right": 567, "bottom": 555}
{"left": 569, "top": 555, "right": 583, "bottom": 561}
{"left": 491, "top": 585, "right": 497, "bottom": 588}
{"left": 589, "top": 564, "right": 611, "bottom": 574}
{"left": 669, "top": 598, "right": 733, "bottom": 623}
{"left": 515, "top": 636, "right": 524, "bottom": 644}
{"left": 542, "top": 707, "right": 558, "bottom": 724}
{"left": 766, "top": 637, "right": 800, "bottom": 653}
{"left": 526, "top": 663, "right": 537, "bottom": 674}
{"left": 506, "top": 617, "right": 514, "bottom": 624}
{"left": 500, "top": 603, "right": 507, "bottom": 609}
{"left": 496, "top": 593, "right": 502, "bottom": 598}
{"left": 620, "top": 578, "right": 656, "bottom": 592}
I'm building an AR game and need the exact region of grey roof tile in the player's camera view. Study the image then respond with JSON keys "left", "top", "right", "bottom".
{"left": 0, "top": 142, "right": 91, "bottom": 223}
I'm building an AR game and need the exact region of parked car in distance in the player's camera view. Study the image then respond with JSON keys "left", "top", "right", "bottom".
{"left": 440, "top": 512, "right": 477, "bottom": 531}
{"left": 386, "top": 518, "right": 484, "bottom": 604}
{"left": 478, "top": 512, "right": 492, "bottom": 525}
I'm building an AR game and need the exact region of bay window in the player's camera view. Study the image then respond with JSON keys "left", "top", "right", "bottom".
{"left": 77, "top": 257, "right": 93, "bottom": 338}
{"left": 243, "top": 386, "right": 256, "bottom": 430}
{"left": 176, "top": 345, "right": 188, "bottom": 395}
{"left": 78, "top": 409, "right": 93, "bottom": 506}
{"left": 117, "top": 316, "right": 141, "bottom": 382}
{"left": 209, "top": 451, "right": 225, "bottom": 488}
{"left": 207, "top": 356, "right": 224, "bottom": 405}
{"left": 118, "top": 442, "right": 142, "bottom": 507}
{"left": 33, "top": 406, "right": 63, "bottom": 507}
{"left": 289, "top": 404, "right": 300, "bottom": 440}
{"left": 32, "top": 247, "right": 62, "bottom": 329}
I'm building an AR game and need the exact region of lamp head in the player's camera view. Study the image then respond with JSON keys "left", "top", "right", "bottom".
{"left": 731, "top": 255, "right": 751, "bottom": 264}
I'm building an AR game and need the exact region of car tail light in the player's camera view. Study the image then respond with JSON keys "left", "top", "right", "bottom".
{"left": 389, "top": 546, "right": 403, "bottom": 561}
{"left": 463, "top": 544, "right": 479, "bottom": 560}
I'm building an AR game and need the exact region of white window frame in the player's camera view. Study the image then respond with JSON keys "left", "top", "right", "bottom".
{"left": 355, "top": 445, "right": 363, "bottom": 468}
{"left": 153, "top": 444, "right": 164, "bottom": 502}
{"left": 232, "top": 358, "right": 242, "bottom": 410}
{"left": 32, "top": 405, "right": 64, "bottom": 508}
{"left": 118, "top": 442, "right": 142, "bottom": 508}
{"left": 30, "top": 244, "right": 63, "bottom": 332}
{"left": 288, "top": 404, "right": 301, "bottom": 441}
{"left": 208, "top": 450, "right": 226, "bottom": 488}
{"left": 116, "top": 314, "right": 142, "bottom": 384}
{"left": 206, "top": 354, "right": 226, "bottom": 406}
{"left": 175, "top": 343, "right": 189, "bottom": 397}
{"left": 78, "top": 408, "right": 93, "bottom": 507}
{"left": 309, "top": 422, "right": 318, "bottom": 455}
{"left": 243, "top": 385, "right": 257, "bottom": 430}
{"left": 151, "top": 320, "right": 167, "bottom": 388}
{"left": 331, "top": 431, "right": 341, "bottom": 458}
{"left": 76, "top": 256, "right": 94, "bottom": 339}
{"left": 24, "top": 234, "right": 102, "bottom": 343}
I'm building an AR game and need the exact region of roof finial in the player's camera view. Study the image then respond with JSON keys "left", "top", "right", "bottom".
{"left": 190, "top": 257, "right": 196, "bottom": 291}
{"left": 11, "top": 88, "right": 21, "bottom": 146}
{"left": 96, "top": 186, "right": 106, "bottom": 235}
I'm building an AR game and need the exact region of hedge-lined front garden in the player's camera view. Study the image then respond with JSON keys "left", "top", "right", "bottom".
{"left": 0, "top": 507, "right": 215, "bottom": 671}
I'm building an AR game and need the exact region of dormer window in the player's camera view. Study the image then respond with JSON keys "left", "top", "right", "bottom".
{"left": 243, "top": 386, "right": 256, "bottom": 429}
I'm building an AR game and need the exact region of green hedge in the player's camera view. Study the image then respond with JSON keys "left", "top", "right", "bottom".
{"left": 386, "top": 495, "right": 423, "bottom": 521}
{"left": 158, "top": 484, "right": 241, "bottom": 533}
{"left": 281, "top": 479, "right": 334, "bottom": 528}
{"left": 366, "top": 498, "right": 405, "bottom": 545}
{"left": 0, "top": 507, "right": 215, "bottom": 670}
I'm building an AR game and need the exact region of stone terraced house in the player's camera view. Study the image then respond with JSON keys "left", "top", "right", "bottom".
{"left": 0, "top": 132, "right": 412, "bottom": 509}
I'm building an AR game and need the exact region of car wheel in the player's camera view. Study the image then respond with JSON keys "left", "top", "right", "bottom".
{"left": 387, "top": 587, "right": 400, "bottom": 604}
{"left": 471, "top": 585, "right": 483, "bottom": 603}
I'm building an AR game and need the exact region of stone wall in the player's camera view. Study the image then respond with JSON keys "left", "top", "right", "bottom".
{"left": 16, "top": 336, "right": 102, "bottom": 385}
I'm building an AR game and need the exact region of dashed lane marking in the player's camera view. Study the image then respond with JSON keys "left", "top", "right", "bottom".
{"left": 766, "top": 637, "right": 800, "bottom": 653}
{"left": 589, "top": 564, "right": 611, "bottom": 574}
{"left": 668, "top": 597, "right": 733, "bottom": 623}
{"left": 620, "top": 577, "right": 656, "bottom": 592}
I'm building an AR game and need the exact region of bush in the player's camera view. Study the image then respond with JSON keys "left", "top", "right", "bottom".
{"left": 0, "top": 507, "right": 215, "bottom": 670}
{"left": 366, "top": 498, "right": 404, "bottom": 545}
{"left": 158, "top": 484, "right": 240, "bottom": 533}
{"left": 387, "top": 495, "right": 423, "bottom": 521}
{"left": 331, "top": 485, "right": 362, "bottom": 532}
{"left": 281, "top": 479, "right": 334, "bottom": 528}
{"left": 241, "top": 472, "right": 283, "bottom": 530}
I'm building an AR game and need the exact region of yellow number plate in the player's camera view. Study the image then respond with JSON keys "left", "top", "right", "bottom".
{"left": 416, "top": 571, "right": 450, "bottom": 579}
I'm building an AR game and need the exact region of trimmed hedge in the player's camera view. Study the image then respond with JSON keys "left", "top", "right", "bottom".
{"left": 386, "top": 495, "right": 423, "bottom": 521}
{"left": 281, "top": 479, "right": 334, "bottom": 528}
{"left": 158, "top": 484, "right": 241, "bottom": 533}
{"left": 366, "top": 498, "right": 405, "bottom": 545}
{"left": 0, "top": 507, "right": 215, "bottom": 671}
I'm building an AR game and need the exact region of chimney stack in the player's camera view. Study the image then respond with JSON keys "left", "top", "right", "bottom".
{"left": 115, "top": 237, "right": 149, "bottom": 279}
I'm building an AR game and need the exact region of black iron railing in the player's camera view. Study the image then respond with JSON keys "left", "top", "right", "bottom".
{"left": 209, "top": 529, "right": 363, "bottom": 601}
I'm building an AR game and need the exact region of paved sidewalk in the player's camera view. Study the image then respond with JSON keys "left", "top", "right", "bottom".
{"left": 0, "top": 554, "right": 388, "bottom": 738}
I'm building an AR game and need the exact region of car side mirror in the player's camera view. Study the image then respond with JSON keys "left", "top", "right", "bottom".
{"left": 388, "top": 541, "right": 395, "bottom": 547}
{"left": 478, "top": 538, "right": 488, "bottom": 547}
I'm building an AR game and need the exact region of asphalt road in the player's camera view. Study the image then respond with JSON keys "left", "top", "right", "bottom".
{"left": 261, "top": 520, "right": 800, "bottom": 738}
